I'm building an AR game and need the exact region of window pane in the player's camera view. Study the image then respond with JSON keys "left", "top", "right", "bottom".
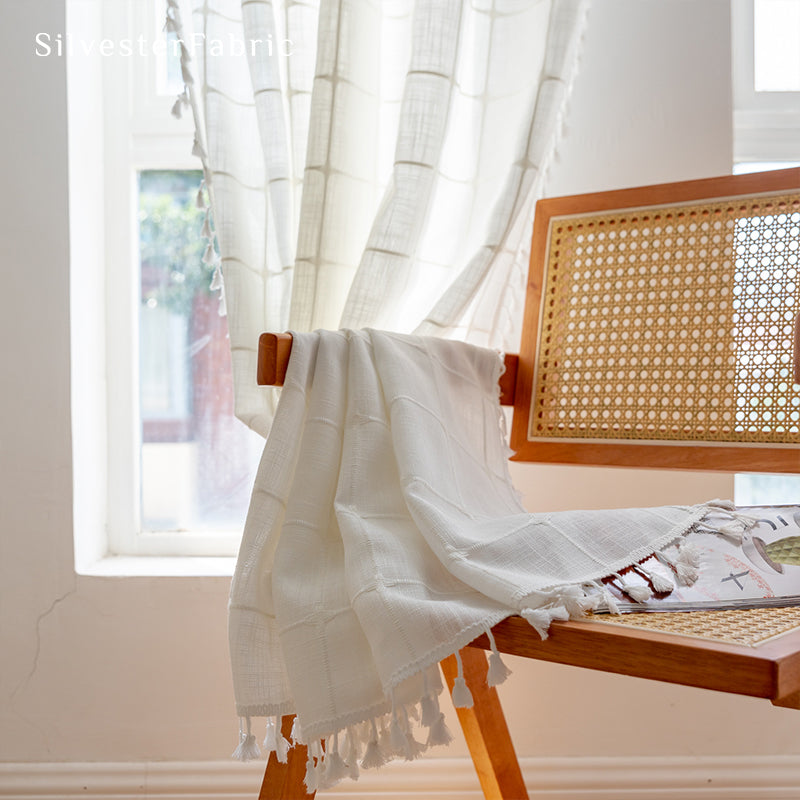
{"left": 138, "top": 170, "right": 262, "bottom": 532}
{"left": 735, "top": 473, "right": 800, "bottom": 504}
{"left": 152, "top": 0, "right": 186, "bottom": 97}
{"left": 732, "top": 163, "right": 800, "bottom": 506}
{"left": 754, "top": 0, "right": 800, "bottom": 91}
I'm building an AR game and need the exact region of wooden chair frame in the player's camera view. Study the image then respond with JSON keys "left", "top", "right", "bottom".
{"left": 254, "top": 168, "right": 800, "bottom": 800}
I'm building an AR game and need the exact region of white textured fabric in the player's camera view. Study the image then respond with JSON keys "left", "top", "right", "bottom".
{"left": 228, "top": 330, "right": 732, "bottom": 785}
{"left": 167, "top": 0, "right": 590, "bottom": 435}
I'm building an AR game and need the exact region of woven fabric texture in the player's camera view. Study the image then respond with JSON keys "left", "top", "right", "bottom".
{"left": 228, "top": 330, "right": 734, "bottom": 787}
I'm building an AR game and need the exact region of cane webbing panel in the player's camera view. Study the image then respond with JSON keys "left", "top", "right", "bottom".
{"left": 595, "top": 605, "right": 800, "bottom": 647}
{"left": 528, "top": 192, "right": 800, "bottom": 447}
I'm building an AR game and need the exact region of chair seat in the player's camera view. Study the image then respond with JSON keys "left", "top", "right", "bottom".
{"left": 472, "top": 611, "right": 800, "bottom": 708}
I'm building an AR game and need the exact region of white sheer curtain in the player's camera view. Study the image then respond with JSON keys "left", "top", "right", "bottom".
{"left": 168, "top": 0, "right": 590, "bottom": 436}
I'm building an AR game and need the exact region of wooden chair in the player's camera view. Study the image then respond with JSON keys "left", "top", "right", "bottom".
{"left": 256, "top": 167, "right": 800, "bottom": 799}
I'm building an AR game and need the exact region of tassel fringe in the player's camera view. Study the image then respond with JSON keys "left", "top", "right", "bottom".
{"left": 420, "top": 692, "right": 439, "bottom": 727}
{"left": 233, "top": 501, "right": 755, "bottom": 789}
{"left": 360, "top": 738, "right": 386, "bottom": 770}
{"left": 450, "top": 651, "right": 474, "bottom": 708}
{"left": 262, "top": 717, "right": 276, "bottom": 753}
{"left": 634, "top": 563, "right": 674, "bottom": 594}
{"left": 232, "top": 718, "right": 260, "bottom": 762}
{"left": 290, "top": 715, "right": 303, "bottom": 745}
{"left": 485, "top": 628, "right": 512, "bottom": 687}
{"left": 323, "top": 734, "right": 349, "bottom": 784}
{"left": 622, "top": 582, "right": 652, "bottom": 603}
{"left": 426, "top": 713, "right": 453, "bottom": 747}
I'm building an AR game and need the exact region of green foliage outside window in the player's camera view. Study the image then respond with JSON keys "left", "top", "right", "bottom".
{"left": 138, "top": 170, "right": 214, "bottom": 314}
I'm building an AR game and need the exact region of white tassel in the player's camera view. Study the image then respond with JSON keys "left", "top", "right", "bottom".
{"left": 312, "top": 742, "right": 326, "bottom": 788}
{"left": 420, "top": 692, "right": 439, "bottom": 727}
{"left": 275, "top": 729, "right": 290, "bottom": 764}
{"left": 675, "top": 561, "right": 699, "bottom": 585}
{"left": 657, "top": 550, "right": 699, "bottom": 586}
{"left": 450, "top": 682, "right": 473, "bottom": 710}
{"left": 309, "top": 740, "right": 326, "bottom": 789}
{"left": 710, "top": 498, "right": 737, "bottom": 512}
{"left": 361, "top": 739, "right": 385, "bottom": 769}
{"left": 613, "top": 573, "right": 652, "bottom": 604}
{"left": 600, "top": 588, "right": 620, "bottom": 615}
{"left": 232, "top": 718, "right": 260, "bottom": 761}
{"left": 202, "top": 242, "right": 216, "bottom": 264}
{"left": 716, "top": 524, "right": 745, "bottom": 544}
{"left": 361, "top": 720, "right": 386, "bottom": 770}
{"left": 485, "top": 629, "right": 511, "bottom": 687}
{"left": 192, "top": 137, "right": 206, "bottom": 161}
{"left": 348, "top": 756, "right": 360, "bottom": 781}
{"left": 389, "top": 713, "right": 408, "bottom": 755}
{"left": 261, "top": 715, "right": 290, "bottom": 762}
{"left": 426, "top": 713, "right": 453, "bottom": 747}
{"left": 377, "top": 720, "right": 393, "bottom": 759}
{"left": 636, "top": 563, "right": 674, "bottom": 594}
{"left": 356, "top": 720, "right": 371, "bottom": 746}
{"left": 678, "top": 542, "right": 703, "bottom": 568}
{"left": 623, "top": 583, "right": 652, "bottom": 603}
{"left": 201, "top": 213, "right": 212, "bottom": 239}
{"left": 522, "top": 604, "right": 569, "bottom": 638}
{"left": 401, "top": 708, "right": 424, "bottom": 761}
{"left": 304, "top": 751, "right": 318, "bottom": 793}
{"left": 290, "top": 715, "right": 303, "bottom": 745}
{"left": 170, "top": 95, "right": 184, "bottom": 119}
{"left": 209, "top": 265, "right": 223, "bottom": 292}
{"left": 195, "top": 183, "right": 206, "bottom": 208}
{"left": 522, "top": 607, "right": 553, "bottom": 639}
{"left": 323, "top": 734, "right": 349, "bottom": 784}
{"left": 560, "top": 584, "right": 599, "bottom": 617}
{"left": 345, "top": 727, "right": 360, "bottom": 780}
{"left": 262, "top": 716, "right": 277, "bottom": 753}
{"left": 450, "top": 651, "right": 473, "bottom": 708}
{"left": 651, "top": 569, "right": 674, "bottom": 593}
{"left": 315, "top": 759, "right": 328, "bottom": 790}
{"left": 403, "top": 731, "right": 424, "bottom": 761}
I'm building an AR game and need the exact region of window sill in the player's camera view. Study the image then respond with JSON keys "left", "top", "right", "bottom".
{"left": 77, "top": 554, "right": 237, "bottom": 578}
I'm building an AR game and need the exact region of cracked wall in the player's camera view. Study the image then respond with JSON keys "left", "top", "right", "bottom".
{"left": 3, "top": 0, "right": 800, "bottom": 772}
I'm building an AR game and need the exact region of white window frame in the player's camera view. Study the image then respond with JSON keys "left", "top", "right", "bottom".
{"left": 732, "top": 0, "right": 800, "bottom": 164}
{"left": 69, "top": 0, "right": 243, "bottom": 571}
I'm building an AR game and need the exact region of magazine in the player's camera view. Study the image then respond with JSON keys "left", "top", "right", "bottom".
{"left": 600, "top": 505, "right": 800, "bottom": 613}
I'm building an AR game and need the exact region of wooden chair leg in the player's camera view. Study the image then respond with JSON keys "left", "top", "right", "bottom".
{"left": 259, "top": 715, "right": 315, "bottom": 800}
{"left": 440, "top": 647, "right": 529, "bottom": 800}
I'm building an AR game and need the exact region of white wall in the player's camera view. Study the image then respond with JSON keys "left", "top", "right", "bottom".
{"left": 2, "top": 0, "right": 800, "bottom": 793}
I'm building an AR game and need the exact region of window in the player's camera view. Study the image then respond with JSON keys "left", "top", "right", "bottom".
{"left": 732, "top": 0, "right": 800, "bottom": 505}
{"left": 69, "top": 0, "right": 262, "bottom": 567}
{"left": 733, "top": 0, "right": 800, "bottom": 163}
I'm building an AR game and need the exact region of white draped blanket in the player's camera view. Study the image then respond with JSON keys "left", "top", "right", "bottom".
{"left": 228, "top": 329, "right": 737, "bottom": 789}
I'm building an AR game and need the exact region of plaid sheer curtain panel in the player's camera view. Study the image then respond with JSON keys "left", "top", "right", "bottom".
{"left": 168, "top": 0, "right": 591, "bottom": 435}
